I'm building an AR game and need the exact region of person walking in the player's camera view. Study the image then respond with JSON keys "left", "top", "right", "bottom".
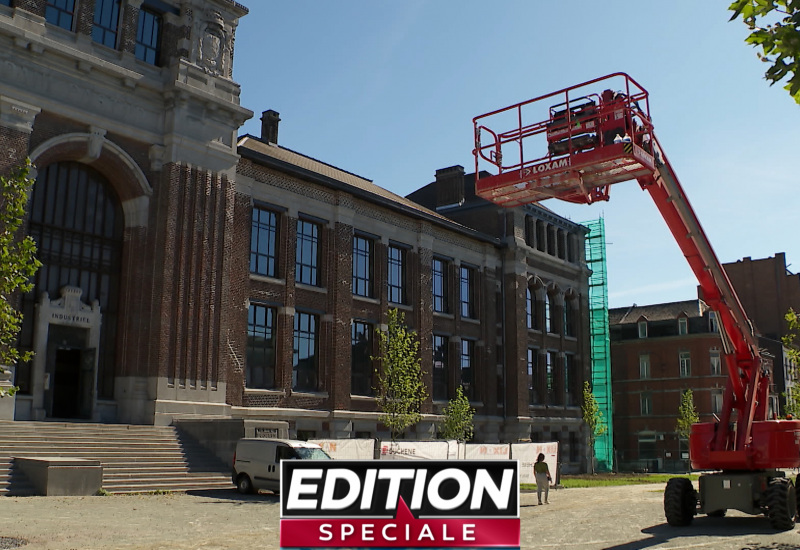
{"left": 534, "top": 453, "right": 552, "bottom": 505}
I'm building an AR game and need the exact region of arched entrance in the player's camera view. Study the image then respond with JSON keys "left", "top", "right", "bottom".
{"left": 16, "top": 161, "right": 123, "bottom": 420}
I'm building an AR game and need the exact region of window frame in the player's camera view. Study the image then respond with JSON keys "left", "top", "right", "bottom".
{"left": 135, "top": 5, "right": 163, "bottom": 65}
{"left": 432, "top": 257, "right": 449, "bottom": 313}
{"left": 639, "top": 353, "right": 650, "bottom": 379}
{"left": 710, "top": 348, "right": 722, "bottom": 376}
{"left": 678, "top": 317, "right": 688, "bottom": 335}
{"left": 92, "top": 0, "right": 122, "bottom": 48}
{"left": 45, "top": 0, "right": 76, "bottom": 30}
{"left": 640, "top": 393, "right": 653, "bottom": 416}
{"left": 250, "top": 206, "right": 279, "bottom": 278}
{"left": 352, "top": 234, "right": 374, "bottom": 298}
{"left": 350, "top": 320, "right": 374, "bottom": 396}
{"left": 679, "top": 350, "right": 691, "bottom": 377}
{"left": 387, "top": 244, "right": 407, "bottom": 305}
{"left": 246, "top": 303, "right": 277, "bottom": 390}
{"left": 432, "top": 334, "right": 449, "bottom": 401}
{"left": 638, "top": 320, "right": 648, "bottom": 338}
{"left": 459, "top": 339, "right": 475, "bottom": 401}
{"left": 292, "top": 311, "right": 319, "bottom": 392}
{"left": 295, "top": 218, "right": 321, "bottom": 287}
{"left": 459, "top": 265, "right": 477, "bottom": 319}
{"left": 527, "top": 348, "right": 537, "bottom": 405}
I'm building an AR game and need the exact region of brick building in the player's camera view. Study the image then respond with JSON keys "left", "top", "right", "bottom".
{"left": 609, "top": 300, "right": 729, "bottom": 472}
{"left": 610, "top": 298, "right": 781, "bottom": 472}
{"left": 0, "top": 0, "right": 592, "bottom": 466}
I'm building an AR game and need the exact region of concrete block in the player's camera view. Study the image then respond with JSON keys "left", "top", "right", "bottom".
{"left": 16, "top": 457, "right": 103, "bottom": 496}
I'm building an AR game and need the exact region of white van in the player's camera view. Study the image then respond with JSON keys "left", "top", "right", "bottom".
{"left": 231, "top": 438, "right": 331, "bottom": 494}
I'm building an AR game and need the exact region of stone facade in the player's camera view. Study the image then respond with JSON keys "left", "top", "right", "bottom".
{"left": 0, "top": 0, "right": 593, "bottom": 471}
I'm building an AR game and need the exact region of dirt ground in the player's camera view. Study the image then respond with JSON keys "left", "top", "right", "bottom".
{"left": 2, "top": 484, "right": 800, "bottom": 550}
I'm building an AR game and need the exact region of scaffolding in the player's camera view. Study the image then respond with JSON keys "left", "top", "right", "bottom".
{"left": 584, "top": 217, "right": 614, "bottom": 472}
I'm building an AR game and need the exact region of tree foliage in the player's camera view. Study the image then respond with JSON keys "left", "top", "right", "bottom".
{"left": 439, "top": 386, "right": 475, "bottom": 442}
{"left": 0, "top": 160, "right": 41, "bottom": 397}
{"left": 676, "top": 389, "right": 700, "bottom": 439}
{"left": 781, "top": 308, "right": 800, "bottom": 416}
{"left": 373, "top": 308, "right": 427, "bottom": 441}
{"left": 729, "top": 0, "right": 800, "bottom": 104}
{"left": 581, "top": 381, "right": 607, "bottom": 472}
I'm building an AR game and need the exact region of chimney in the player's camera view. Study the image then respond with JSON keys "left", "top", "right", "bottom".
{"left": 435, "top": 165, "right": 465, "bottom": 209}
{"left": 261, "top": 110, "right": 280, "bottom": 144}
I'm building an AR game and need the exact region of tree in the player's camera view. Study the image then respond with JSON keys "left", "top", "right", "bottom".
{"left": 676, "top": 389, "right": 700, "bottom": 440}
{"left": 439, "top": 386, "right": 475, "bottom": 442}
{"left": 729, "top": 0, "right": 800, "bottom": 104}
{"left": 0, "top": 160, "right": 41, "bottom": 397}
{"left": 373, "top": 308, "right": 427, "bottom": 441}
{"left": 781, "top": 308, "right": 800, "bottom": 416}
{"left": 581, "top": 381, "right": 607, "bottom": 473}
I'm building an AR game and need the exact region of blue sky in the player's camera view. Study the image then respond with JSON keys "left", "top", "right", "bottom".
{"left": 233, "top": 2, "right": 800, "bottom": 310}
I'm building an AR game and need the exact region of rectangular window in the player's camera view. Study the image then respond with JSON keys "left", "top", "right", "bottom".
{"left": 295, "top": 219, "right": 320, "bottom": 286}
{"left": 709, "top": 311, "right": 719, "bottom": 333}
{"left": 293, "top": 312, "right": 318, "bottom": 392}
{"left": 250, "top": 207, "right": 278, "bottom": 277}
{"left": 432, "top": 258, "right": 449, "bottom": 313}
{"left": 432, "top": 334, "right": 449, "bottom": 401}
{"left": 638, "top": 433, "right": 656, "bottom": 459}
{"left": 640, "top": 393, "right": 653, "bottom": 415}
{"left": 460, "top": 339, "right": 475, "bottom": 401}
{"left": 564, "top": 353, "right": 576, "bottom": 405}
{"left": 0, "top": 0, "right": 11, "bottom": 6}
{"left": 92, "top": 0, "right": 121, "bottom": 48}
{"left": 638, "top": 320, "right": 648, "bottom": 338}
{"left": 246, "top": 304, "right": 276, "bottom": 389}
{"left": 459, "top": 265, "right": 476, "bottom": 318}
{"left": 546, "top": 351, "right": 556, "bottom": 401}
{"left": 45, "top": 0, "right": 76, "bottom": 30}
{"left": 564, "top": 303, "right": 575, "bottom": 337}
{"left": 351, "top": 321, "right": 373, "bottom": 396}
{"left": 569, "top": 432, "right": 579, "bottom": 462}
{"left": 387, "top": 245, "right": 406, "bottom": 304}
{"left": 352, "top": 235, "right": 373, "bottom": 297}
{"left": 711, "top": 389, "right": 723, "bottom": 414}
{"left": 710, "top": 349, "right": 722, "bottom": 376}
{"left": 639, "top": 353, "right": 650, "bottom": 379}
{"left": 527, "top": 348, "right": 537, "bottom": 405}
{"left": 526, "top": 288, "right": 537, "bottom": 330}
{"left": 678, "top": 317, "right": 688, "bottom": 335}
{"left": 545, "top": 293, "right": 553, "bottom": 333}
{"left": 679, "top": 351, "right": 691, "bottom": 377}
{"left": 135, "top": 7, "right": 162, "bottom": 65}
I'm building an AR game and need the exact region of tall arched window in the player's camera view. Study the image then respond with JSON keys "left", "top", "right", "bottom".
{"left": 18, "top": 162, "right": 123, "bottom": 398}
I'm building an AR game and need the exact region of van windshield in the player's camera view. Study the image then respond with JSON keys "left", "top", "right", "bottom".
{"left": 294, "top": 447, "right": 332, "bottom": 460}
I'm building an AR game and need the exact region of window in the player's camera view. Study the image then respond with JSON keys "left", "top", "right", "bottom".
{"left": 711, "top": 389, "right": 723, "bottom": 414}
{"left": 564, "top": 301, "right": 575, "bottom": 337}
{"left": 460, "top": 339, "right": 475, "bottom": 401}
{"left": 638, "top": 433, "right": 656, "bottom": 459}
{"left": 679, "top": 351, "right": 691, "bottom": 377}
{"left": 569, "top": 432, "right": 579, "bottom": 462}
{"left": 45, "top": 0, "right": 76, "bottom": 30}
{"left": 295, "top": 219, "right": 320, "bottom": 286}
{"left": 250, "top": 207, "right": 278, "bottom": 277}
{"left": 709, "top": 311, "right": 719, "bottom": 333}
{"left": 432, "top": 258, "right": 449, "bottom": 313}
{"left": 639, "top": 353, "right": 650, "bottom": 379}
{"left": 564, "top": 353, "right": 576, "bottom": 405}
{"left": 545, "top": 293, "right": 553, "bottom": 333}
{"left": 710, "top": 349, "right": 722, "bottom": 376}
{"left": 638, "top": 320, "right": 648, "bottom": 338}
{"left": 432, "top": 335, "right": 449, "bottom": 401}
{"left": 352, "top": 235, "right": 373, "bottom": 297}
{"left": 546, "top": 352, "right": 556, "bottom": 401}
{"left": 0, "top": 0, "right": 11, "bottom": 6}
{"left": 387, "top": 245, "right": 406, "bottom": 304}
{"left": 246, "top": 304, "right": 276, "bottom": 389}
{"left": 459, "top": 265, "right": 476, "bottom": 319}
{"left": 135, "top": 6, "right": 162, "bottom": 65}
{"left": 527, "top": 348, "right": 537, "bottom": 405}
{"left": 678, "top": 317, "right": 688, "bottom": 335}
{"left": 640, "top": 393, "right": 653, "bottom": 415}
{"left": 526, "top": 288, "right": 537, "bottom": 330}
{"left": 351, "top": 321, "right": 373, "bottom": 396}
{"left": 292, "top": 312, "right": 318, "bottom": 392}
{"left": 92, "top": 0, "right": 121, "bottom": 48}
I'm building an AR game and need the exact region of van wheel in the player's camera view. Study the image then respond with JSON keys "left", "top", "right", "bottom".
{"left": 236, "top": 474, "right": 255, "bottom": 495}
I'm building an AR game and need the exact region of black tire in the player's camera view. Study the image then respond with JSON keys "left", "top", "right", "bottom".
{"left": 766, "top": 478, "right": 797, "bottom": 531}
{"left": 707, "top": 509, "right": 726, "bottom": 517}
{"left": 664, "top": 477, "right": 697, "bottom": 526}
{"left": 236, "top": 474, "right": 255, "bottom": 495}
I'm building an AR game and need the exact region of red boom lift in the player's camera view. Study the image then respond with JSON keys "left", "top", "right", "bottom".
{"left": 472, "top": 73, "right": 800, "bottom": 529}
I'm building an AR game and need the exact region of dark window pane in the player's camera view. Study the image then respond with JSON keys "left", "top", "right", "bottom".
{"left": 247, "top": 304, "right": 276, "bottom": 389}
{"left": 352, "top": 236, "right": 373, "bottom": 298}
{"left": 250, "top": 207, "right": 278, "bottom": 277}
{"left": 295, "top": 220, "right": 319, "bottom": 286}
{"left": 135, "top": 8, "right": 162, "bottom": 65}
{"left": 293, "top": 312, "right": 318, "bottom": 392}
{"left": 45, "top": 0, "right": 76, "bottom": 30}
{"left": 92, "top": 0, "right": 121, "bottom": 48}
{"left": 388, "top": 245, "right": 405, "bottom": 304}
{"left": 351, "top": 321, "right": 373, "bottom": 395}
{"left": 432, "top": 258, "right": 448, "bottom": 313}
{"left": 433, "top": 334, "right": 448, "bottom": 401}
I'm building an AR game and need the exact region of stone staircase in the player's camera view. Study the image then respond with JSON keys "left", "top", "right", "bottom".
{"left": 0, "top": 421, "right": 234, "bottom": 495}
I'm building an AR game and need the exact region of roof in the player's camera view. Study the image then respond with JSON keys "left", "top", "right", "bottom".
{"left": 609, "top": 299, "right": 709, "bottom": 325}
{"left": 237, "top": 135, "right": 497, "bottom": 243}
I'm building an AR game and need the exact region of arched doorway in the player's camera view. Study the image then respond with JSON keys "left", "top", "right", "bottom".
{"left": 17, "top": 161, "right": 124, "bottom": 419}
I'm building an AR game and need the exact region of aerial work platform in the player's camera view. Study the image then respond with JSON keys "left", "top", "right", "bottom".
{"left": 473, "top": 73, "right": 656, "bottom": 206}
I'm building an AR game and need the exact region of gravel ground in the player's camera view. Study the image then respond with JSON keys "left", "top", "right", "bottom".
{"left": 2, "top": 484, "right": 800, "bottom": 549}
